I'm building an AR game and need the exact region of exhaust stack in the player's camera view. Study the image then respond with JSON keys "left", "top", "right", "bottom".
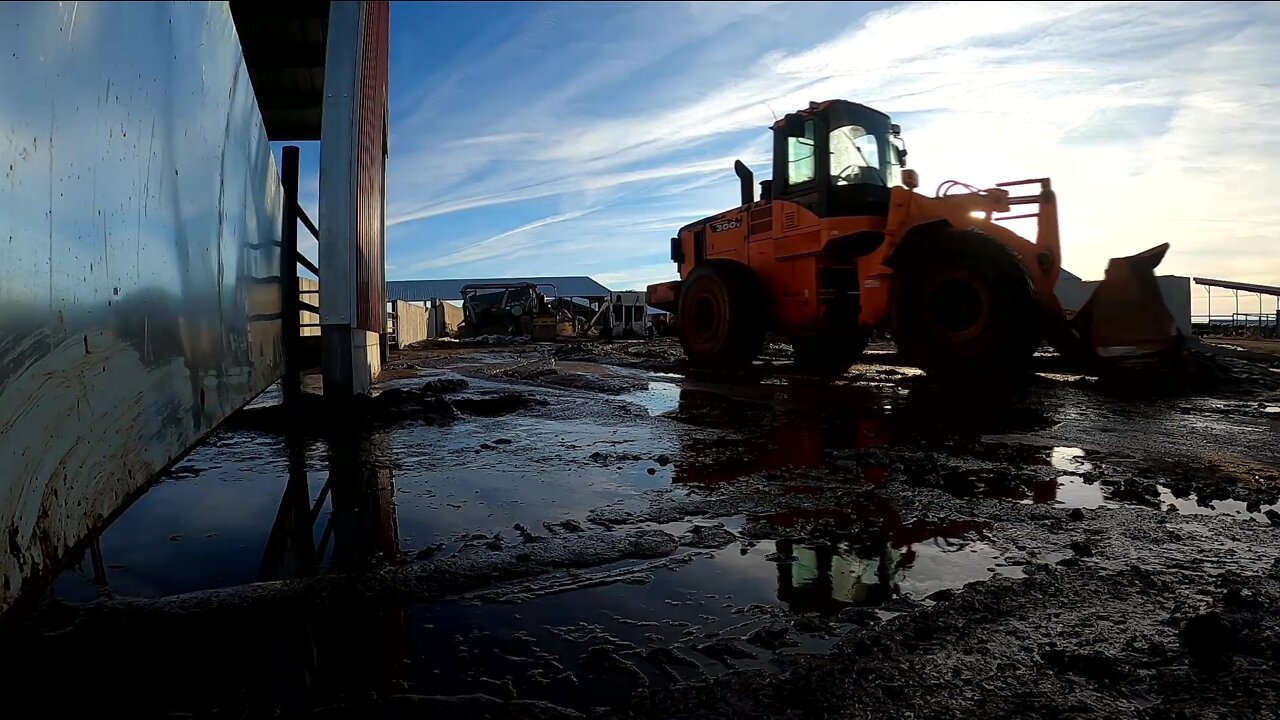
{"left": 734, "top": 160, "right": 754, "bottom": 206}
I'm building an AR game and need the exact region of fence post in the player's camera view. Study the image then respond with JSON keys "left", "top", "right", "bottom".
{"left": 281, "top": 145, "right": 302, "bottom": 405}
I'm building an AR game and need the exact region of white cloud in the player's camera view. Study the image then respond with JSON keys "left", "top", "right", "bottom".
{"left": 407, "top": 207, "right": 598, "bottom": 272}
{"left": 591, "top": 263, "right": 679, "bottom": 292}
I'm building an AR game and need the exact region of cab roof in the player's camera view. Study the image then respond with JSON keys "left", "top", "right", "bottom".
{"left": 770, "top": 100, "right": 890, "bottom": 130}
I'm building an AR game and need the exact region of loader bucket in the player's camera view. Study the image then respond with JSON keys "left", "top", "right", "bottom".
{"left": 1069, "top": 243, "right": 1183, "bottom": 369}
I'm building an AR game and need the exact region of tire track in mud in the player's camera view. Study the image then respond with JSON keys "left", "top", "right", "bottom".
{"left": 610, "top": 563, "right": 1280, "bottom": 720}
{"left": 21, "top": 528, "right": 681, "bottom": 624}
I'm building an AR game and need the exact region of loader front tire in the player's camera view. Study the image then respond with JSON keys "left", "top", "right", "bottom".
{"left": 678, "top": 263, "right": 764, "bottom": 369}
{"left": 892, "top": 229, "right": 1039, "bottom": 376}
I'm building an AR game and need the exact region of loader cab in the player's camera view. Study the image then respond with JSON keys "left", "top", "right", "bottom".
{"left": 770, "top": 100, "right": 905, "bottom": 219}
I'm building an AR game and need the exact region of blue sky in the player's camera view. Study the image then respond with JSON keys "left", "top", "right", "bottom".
{"left": 305, "top": 1, "right": 1279, "bottom": 312}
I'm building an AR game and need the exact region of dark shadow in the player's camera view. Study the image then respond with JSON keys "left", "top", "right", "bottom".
{"left": 1, "top": 426, "right": 410, "bottom": 716}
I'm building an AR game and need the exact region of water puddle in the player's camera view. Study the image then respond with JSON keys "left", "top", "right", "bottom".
{"left": 552, "top": 360, "right": 618, "bottom": 376}
{"left": 774, "top": 534, "right": 1011, "bottom": 609}
{"left": 1050, "top": 446, "right": 1093, "bottom": 472}
{"left": 983, "top": 446, "right": 1280, "bottom": 523}
{"left": 1054, "top": 476, "right": 1109, "bottom": 508}
{"left": 1042, "top": 446, "right": 1280, "bottom": 523}
{"left": 53, "top": 432, "right": 310, "bottom": 600}
{"left": 52, "top": 386, "right": 679, "bottom": 601}
{"left": 376, "top": 515, "right": 1015, "bottom": 710}
{"left": 1157, "top": 487, "right": 1280, "bottom": 524}
{"left": 620, "top": 381, "right": 681, "bottom": 416}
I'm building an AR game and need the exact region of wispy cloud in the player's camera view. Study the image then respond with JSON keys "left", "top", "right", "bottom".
{"left": 447, "top": 132, "right": 541, "bottom": 148}
{"left": 407, "top": 207, "right": 598, "bottom": 272}
{"left": 387, "top": 152, "right": 764, "bottom": 227}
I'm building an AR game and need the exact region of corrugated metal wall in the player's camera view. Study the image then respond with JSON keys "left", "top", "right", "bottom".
{"left": 355, "top": 2, "right": 389, "bottom": 333}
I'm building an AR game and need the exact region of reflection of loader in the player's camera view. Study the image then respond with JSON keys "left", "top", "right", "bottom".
{"left": 647, "top": 99, "right": 1181, "bottom": 376}
{"left": 456, "top": 282, "right": 575, "bottom": 341}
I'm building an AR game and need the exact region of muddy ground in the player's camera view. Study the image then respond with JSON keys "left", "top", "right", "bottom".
{"left": 4, "top": 338, "right": 1280, "bottom": 719}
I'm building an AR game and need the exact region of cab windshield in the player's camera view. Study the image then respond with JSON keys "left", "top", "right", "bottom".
{"left": 826, "top": 106, "right": 903, "bottom": 188}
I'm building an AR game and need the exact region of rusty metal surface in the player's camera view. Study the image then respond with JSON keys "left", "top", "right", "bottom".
{"left": 355, "top": 1, "right": 389, "bottom": 334}
{"left": 0, "top": 2, "right": 284, "bottom": 614}
{"left": 316, "top": 1, "right": 387, "bottom": 396}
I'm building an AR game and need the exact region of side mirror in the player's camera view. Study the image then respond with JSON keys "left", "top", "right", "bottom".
{"left": 890, "top": 123, "right": 901, "bottom": 135}
{"left": 902, "top": 169, "right": 919, "bottom": 190}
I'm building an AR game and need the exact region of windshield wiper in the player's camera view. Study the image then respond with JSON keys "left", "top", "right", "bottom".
{"left": 850, "top": 142, "right": 885, "bottom": 184}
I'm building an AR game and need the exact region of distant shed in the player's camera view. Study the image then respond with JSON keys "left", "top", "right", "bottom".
{"left": 387, "top": 276, "right": 611, "bottom": 303}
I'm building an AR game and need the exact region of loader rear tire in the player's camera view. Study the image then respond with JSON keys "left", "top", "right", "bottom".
{"left": 792, "top": 332, "right": 869, "bottom": 373}
{"left": 678, "top": 263, "right": 765, "bottom": 369}
{"left": 892, "top": 229, "right": 1039, "bottom": 376}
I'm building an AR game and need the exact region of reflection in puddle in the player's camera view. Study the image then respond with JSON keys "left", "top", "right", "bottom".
{"left": 55, "top": 429, "right": 402, "bottom": 601}
{"left": 53, "top": 392, "right": 670, "bottom": 601}
{"left": 388, "top": 519, "right": 1014, "bottom": 709}
{"left": 621, "top": 381, "right": 681, "bottom": 416}
{"left": 774, "top": 535, "right": 1005, "bottom": 613}
{"left": 1043, "top": 447, "right": 1277, "bottom": 523}
{"left": 751, "top": 504, "right": 999, "bottom": 614}
{"left": 1158, "top": 486, "right": 1280, "bottom": 524}
{"left": 1050, "top": 446, "right": 1093, "bottom": 472}
{"left": 778, "top": 540, "right": 904, "bottom": 611}
{"left": 1055, "top": 476, "right": 1108, "bottom": 509}
{"left": 668, "top": 384, "right": 896, "bottom": 487}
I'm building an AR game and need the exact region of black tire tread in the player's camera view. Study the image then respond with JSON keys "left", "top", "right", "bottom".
{"left": 891, "top": 228, "right": 1039, "bottom": 375}
{"left": 677, "top": 262, "right": 765, "bottom": 369}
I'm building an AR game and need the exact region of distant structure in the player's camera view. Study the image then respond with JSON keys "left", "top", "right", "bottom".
{"left": 1056, "top": 269, "right": 1192, "bottom": 336}
{"left": 1193, "top": 277, "right": 1280, "bottom": 332}
{"left": 387, "top": 276, "right": 612, "bottom": 303}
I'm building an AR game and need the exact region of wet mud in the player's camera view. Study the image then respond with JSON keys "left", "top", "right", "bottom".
{"left": 615, "top": 564, "right": 1280, "bottom": 720}
{"left": 4, "top": 337, "right": 1279, "bottom": 718}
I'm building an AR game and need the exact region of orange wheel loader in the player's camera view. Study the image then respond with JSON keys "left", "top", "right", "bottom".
{"left": 646, "top": 100, "right": 1184, "bottom": 376}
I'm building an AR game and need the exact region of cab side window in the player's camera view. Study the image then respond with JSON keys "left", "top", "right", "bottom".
{"left": 787, "top": 119, "right": 816, "bottom": 185}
